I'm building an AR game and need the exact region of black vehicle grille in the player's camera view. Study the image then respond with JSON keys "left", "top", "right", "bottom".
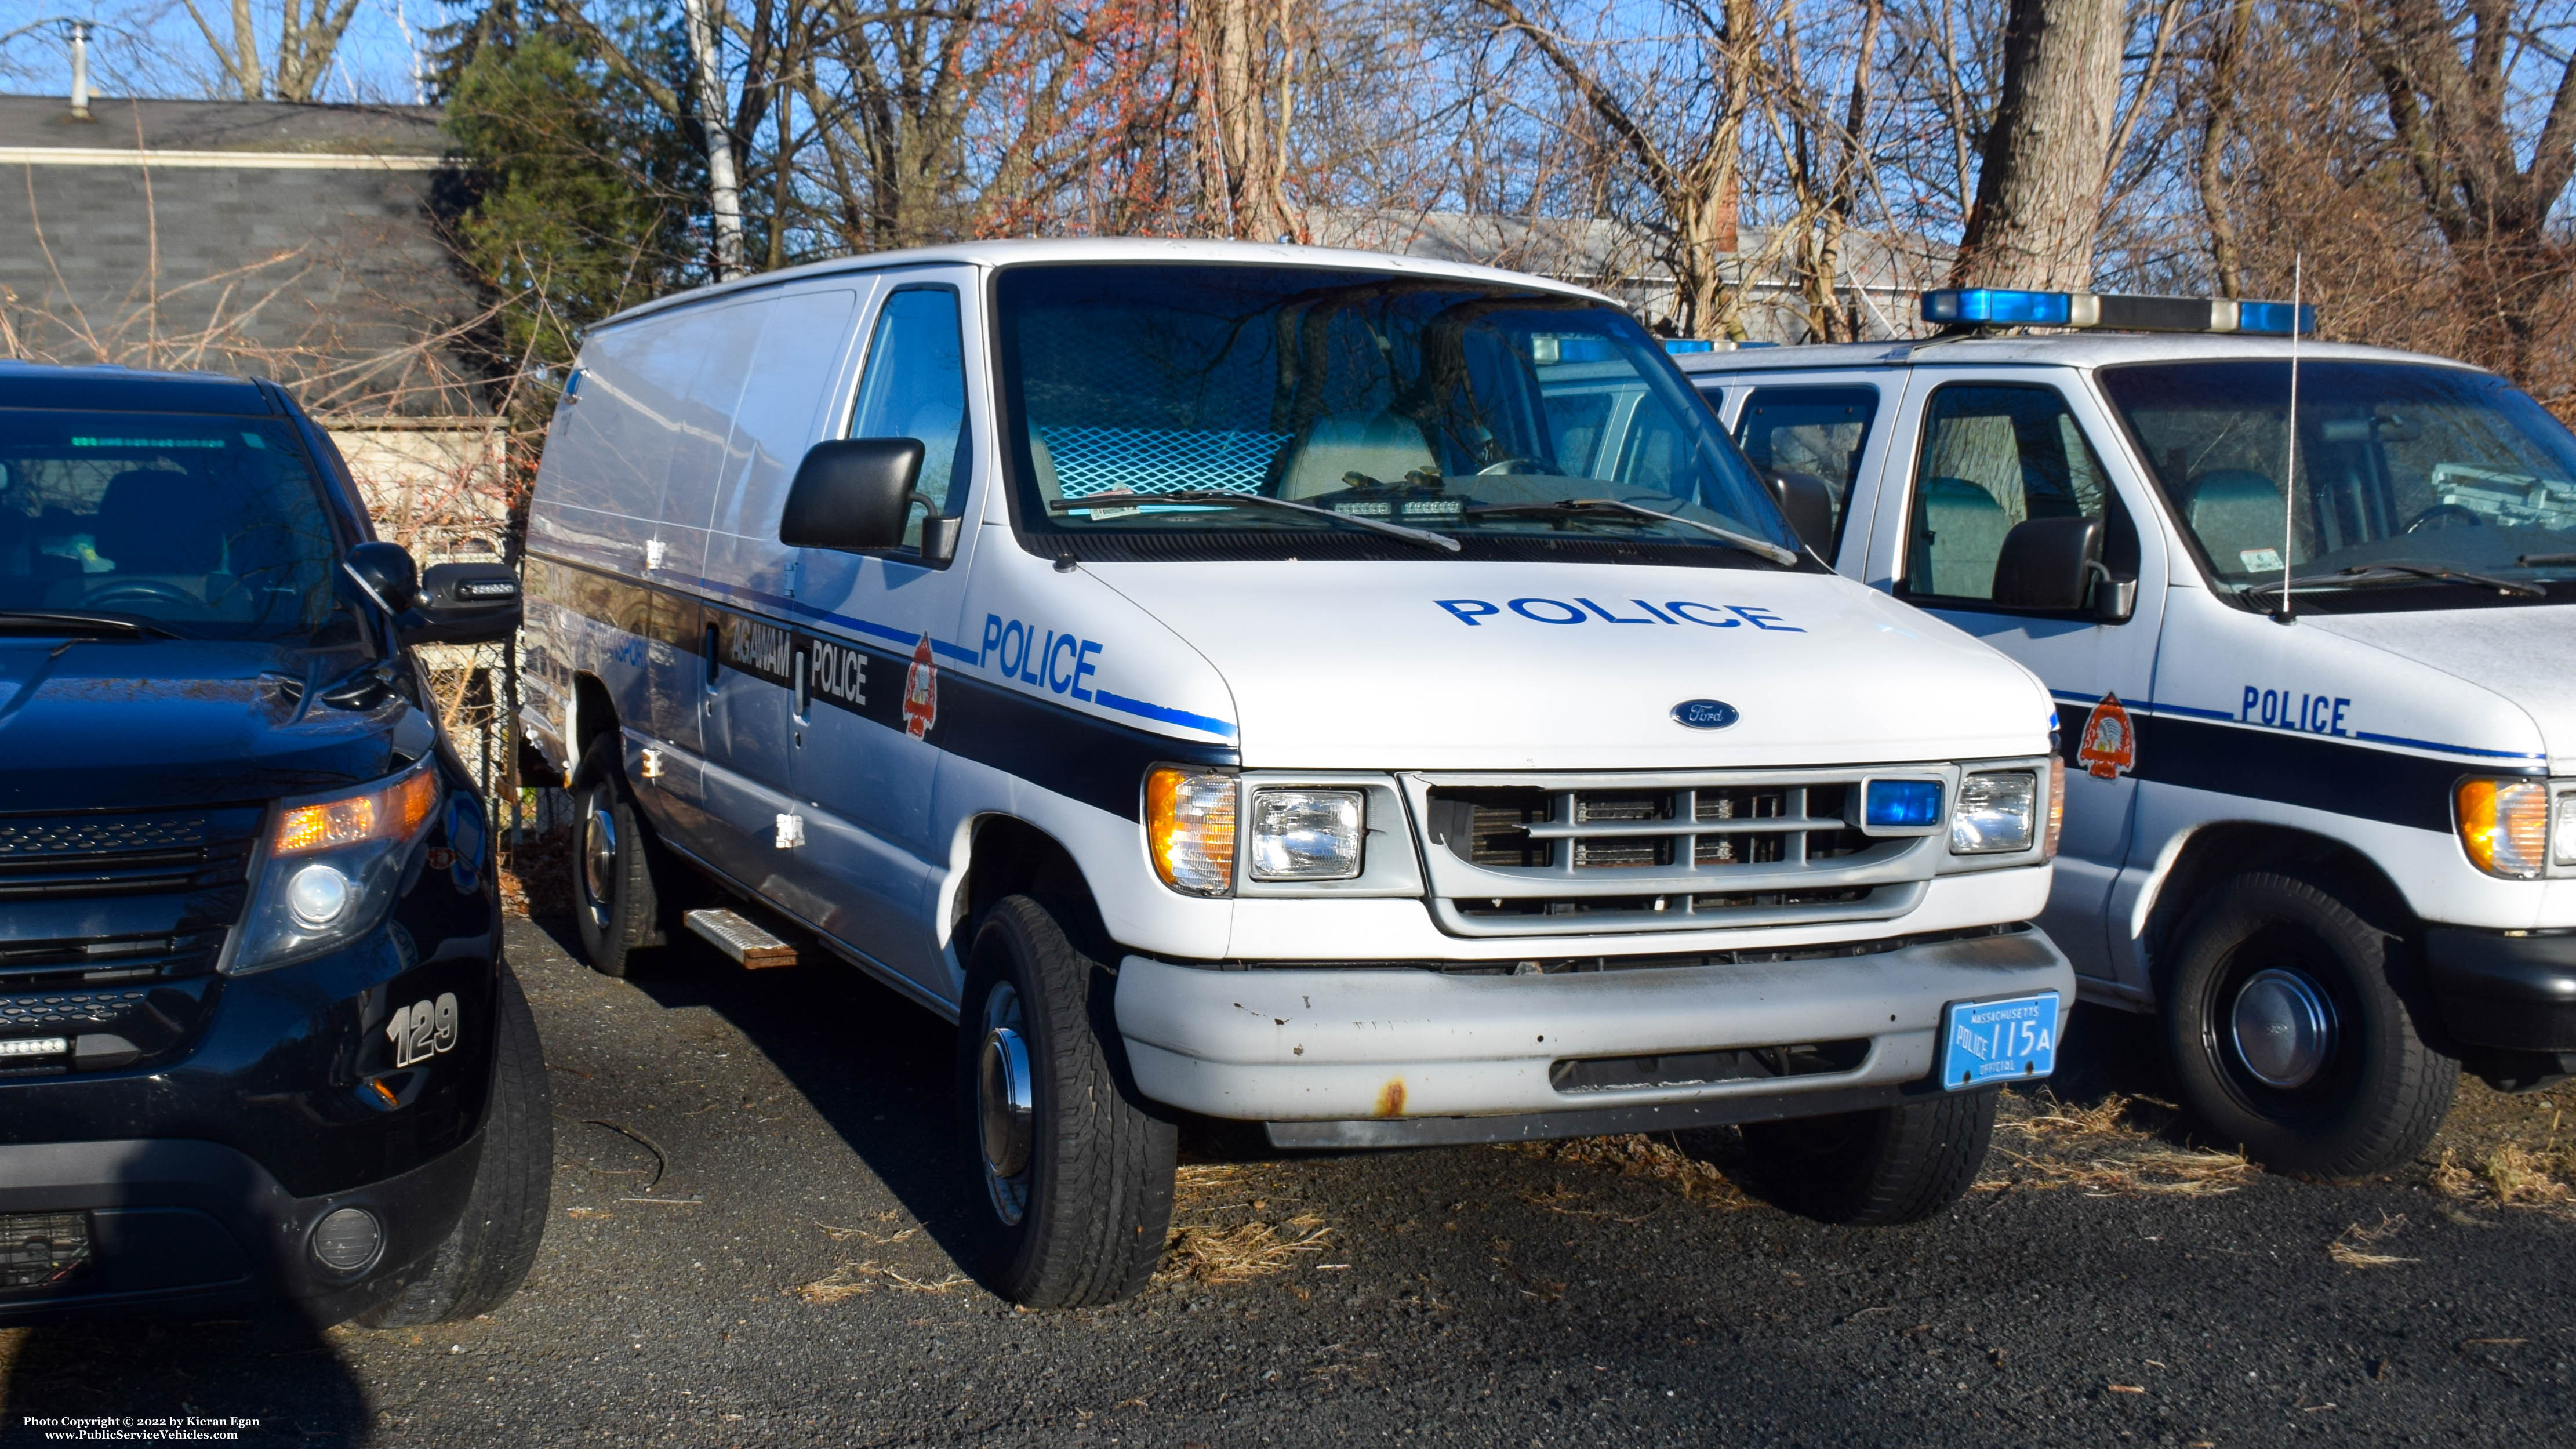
{"left": 0, "top": 808, "right": 256, "bottom": 902}
{"left": 1430, "top": 783, "right": 1873, "bottom": 875}
{"left": 1549, "top": 1038, "right": 1873, "bottom": 1094}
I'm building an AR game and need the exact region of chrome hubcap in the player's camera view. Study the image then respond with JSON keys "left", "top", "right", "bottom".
{"left": 582, "top": 802, "right": 617, "bottom": 918}
{"left": 2229, "top": 967, "right": 2335, "bottom": 1089}
{"left": 977, "top": 984, "right": 1034, "bottom": 1226}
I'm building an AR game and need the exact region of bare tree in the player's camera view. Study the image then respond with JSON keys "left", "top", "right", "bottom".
{"left": 683, "top": 0, "right": 748, "bottom": 278}
{"left": 1192, "top": 0, "right": 1300, "bottom": 239}
{"left": 180, "top": 0, "right": 368, "bottom": 102}
{"left": 1948, "top": 0, "right": 2126, "bottom": 288}
{"left": 2363, "top": 0, "right": 2576, "bottom": 379}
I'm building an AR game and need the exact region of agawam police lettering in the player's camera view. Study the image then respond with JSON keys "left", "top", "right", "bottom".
{"left": 1435, "top": 597, "right": 1803, "bottom": 630}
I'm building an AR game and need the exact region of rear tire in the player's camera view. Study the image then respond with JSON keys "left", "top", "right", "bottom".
{"left": 359, "top": 965, "right": 553, "bottom": 1326}
{"left": 571, "top": 735, "right": 667, "bottom": 978}
{"left": 956, "top": 895, "right": 1176, "bottom": 1308}
{"left": 1738, "top": 1090, "right": 1997, "bottom": 1225}
{"left": 2163, "top": 870, "right": 2454, "bottom": 1178}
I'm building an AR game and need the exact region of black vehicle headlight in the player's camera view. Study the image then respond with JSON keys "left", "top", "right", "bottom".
{"left": 230, "top": 758, "right": 442, "bottom": 974}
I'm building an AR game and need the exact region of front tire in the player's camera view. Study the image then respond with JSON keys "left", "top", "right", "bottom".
{"left": 1737, "top": 1090, "right": 1998, "bottom": 1225}
{"left": 2163, "top": 870, "right": 2454, "bottom": 1177}
{"left": 571, "top": 735, "right": 667, "bottom": 978}
{"left": 956, "top": 895, "right": 1176, "bottom": 1308}
{"left": 359, "top": 965, "right": 553, "bottom": 1327}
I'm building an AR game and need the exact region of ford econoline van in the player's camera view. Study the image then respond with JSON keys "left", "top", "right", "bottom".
{"left": 521, "top": 241, "right": 2076, "bottom": 1307}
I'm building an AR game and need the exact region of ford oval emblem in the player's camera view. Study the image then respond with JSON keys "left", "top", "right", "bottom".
{"left": 1672, "top": 699, "right": 1739, "bottom": 730}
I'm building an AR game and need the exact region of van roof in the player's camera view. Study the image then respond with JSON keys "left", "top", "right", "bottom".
{"left": 592, "top": 237, "right": 1621, "bottom": 331}
{"left": 1673, "top": 331, "right": 2484, "bottom": 377}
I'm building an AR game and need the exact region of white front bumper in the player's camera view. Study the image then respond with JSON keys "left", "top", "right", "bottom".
{"left": 1114, "top": 927, "right": 2074, "bottom": 1121}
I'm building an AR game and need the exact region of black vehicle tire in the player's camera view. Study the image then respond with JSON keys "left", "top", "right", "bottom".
{"left": 1737, "top": 1090, "right": 1997, "bottom": 1225}
{"left": 2163, "top": 870, "right": 2455, "bottom": 1178}
{"left": 571, "top": 735, "right": 667, "bottom": 978}
{"left": 359, "top": 965, "right": 553, "bottom": 1327}
{"left": 956, "top": 895, "right": 1176, "bottom": 1309}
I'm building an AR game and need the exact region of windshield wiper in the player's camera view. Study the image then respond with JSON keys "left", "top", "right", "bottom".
{"left": 0, "top": 609, "right": 181, "bottom": 639}
{"left": 2244, "top": 562, "right": 2546, "bottom": 600}
{"left": 2516, "top": 551, "right": 2576, "bottom": 567}
{"left": 1048, "top": 491, "right": 1461, "bottom": 553}
{"left": 1460, "top": 497, "right": 1801, "bottom": 566}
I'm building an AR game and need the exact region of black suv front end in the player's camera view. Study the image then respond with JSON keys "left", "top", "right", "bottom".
{"left": 0, "top": 365, "right": 538, "bottom": 1326}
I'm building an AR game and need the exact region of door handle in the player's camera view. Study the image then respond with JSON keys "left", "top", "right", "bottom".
{"left": 793, "top": 650, "right": 810, "bottom": 722}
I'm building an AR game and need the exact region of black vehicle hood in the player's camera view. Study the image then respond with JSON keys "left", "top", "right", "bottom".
{"left": 0, "top": 638, "right": 431, "bottom": 812}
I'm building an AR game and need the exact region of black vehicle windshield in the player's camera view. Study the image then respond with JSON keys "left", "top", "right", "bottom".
{"left": 0, "top": 411, "right": 346, "bottom": 640}
{"left": 994, "top": 263, "right": 1802, "bottom": 564}
{"left": 2099, "top": 360, "right": 2576, "bottom": 608}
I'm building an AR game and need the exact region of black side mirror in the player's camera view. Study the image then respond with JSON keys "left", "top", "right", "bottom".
{"left": 780, "top": 438, "right": 955, "bottom": 562}
{"left": 401, "top": 561, "right": 524, "bottom": 645}
{"left": 338, "top": 541, "right": 420, "bottom": 614}
{"left": 1763, "top": 470, "right": 1837, "bottom": 557}
{"left": 1991, "top": 515, "right": 2101, "bottom": 611}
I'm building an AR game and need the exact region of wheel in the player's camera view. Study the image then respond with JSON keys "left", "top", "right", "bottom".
{"left": 2163, "top": 870, "right": 2455, "bottom": 1178}
{"left": 956, "top": 895, "right": 1176, "bottom": 1308}
{"left": 359, "top": 964, "right": 553, "bottom": 1326}
{"left": 571, "top": 734, "right": 668, "bottom": 978}
{"left": 1736, "top": 1090, "right": 1998, "bottom": 1225}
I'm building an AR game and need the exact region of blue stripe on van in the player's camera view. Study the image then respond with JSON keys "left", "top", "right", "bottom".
{"left": 2045, "top": 689, "right": 2539, "bottom": 761}
{"left": 1091, "top": 691, "right": 1238, "bottom": 738}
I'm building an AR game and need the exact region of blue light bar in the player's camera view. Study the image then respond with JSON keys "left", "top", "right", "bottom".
{"left": 1920, "top": 289, "right": 2072, "bottom": 327}
{"left": 1865, "top": 779, "right": 1943, "bottom": 830}
{"left": 2233, "top": 301, "right": 2317, "bottom": 336}
{"left": 1663, "top": 339, "right": 1716, "bottom": 354}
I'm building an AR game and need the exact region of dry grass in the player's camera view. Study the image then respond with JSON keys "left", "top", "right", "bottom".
{"left": 2421, "top": 1084, "right": 2576, "bottom": 1219}
{"left": 1495, "top": 1132, "right": 1758, "bottom": 1208}
{"left": 1980, "top": 1091, "right": 2255, "bottom": 1197}
{"left": 1155, "top": 1163, "right": 1335, "bottom": 1285}
{"left": 2328, "top": 1214, "right": 2417, "bottom": 1268}
{"left": 790, "top": 1260, "right": 972, "bottom": 1302}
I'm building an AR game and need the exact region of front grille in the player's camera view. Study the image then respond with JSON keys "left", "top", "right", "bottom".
{"left": 0, "top": 808, "right": 256, "bottom": 902}
{"left": 1409, "top": 768, "right": 1945, "bottom": 936}
{"left": 0, "top": 1212, "right": 90, "bottom": 1290}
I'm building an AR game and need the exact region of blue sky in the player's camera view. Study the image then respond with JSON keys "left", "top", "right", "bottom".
{"left": 1, "top": 0, "right": 432, "bottom": 104}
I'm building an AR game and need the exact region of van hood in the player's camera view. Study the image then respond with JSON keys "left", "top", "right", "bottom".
{"left": 0, "top": 637, "right": 428, "bottom": 813}
{"left": 2302, "top": 605, "right": 2576, "bottom": 771}
{"left": 1083, "top": 561, "right": 2052, "bottom": 769}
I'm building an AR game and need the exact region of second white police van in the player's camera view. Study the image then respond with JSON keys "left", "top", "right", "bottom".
{"left": 1682, "top": 290, "right": 2576, "bottom": 1179}
{"left": 519, "top": 241, "right": 2074, "bottom": 1307}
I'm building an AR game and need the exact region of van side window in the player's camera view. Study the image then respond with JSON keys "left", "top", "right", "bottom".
{"left": 851, "top": 288, "right": 971, "bottom": 551}
{"left": 1900, "top": 383, "right": 2128, "bottom": 606}
{"left": 1734, "top": 386, "right": 1879, "bottom": 557}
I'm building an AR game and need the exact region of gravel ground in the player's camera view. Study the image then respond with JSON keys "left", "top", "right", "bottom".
{"left": 5, "top": 910, "right": 2573, "bottom": 1447}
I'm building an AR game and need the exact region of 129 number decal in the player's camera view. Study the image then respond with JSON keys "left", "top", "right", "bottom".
{"left": 386, "top": 992, "right": 461, "bottom": 1068}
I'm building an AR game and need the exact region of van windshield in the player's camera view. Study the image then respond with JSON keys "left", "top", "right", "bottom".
{"left": 2100, "top": 360, "right": 2576, "bottom": 609}
{"left": 993, "top": 263, "right": 1801, "bottom": 565}
{"left": 0, "top": 411, "right": 346, "bottom": 640}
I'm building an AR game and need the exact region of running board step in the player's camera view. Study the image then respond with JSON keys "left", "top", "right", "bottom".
{"left": 682, "top": 909, "right": 797, "bottom": 969}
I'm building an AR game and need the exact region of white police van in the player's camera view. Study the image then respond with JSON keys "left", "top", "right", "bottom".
{"left": 518, "top": 240, "right": 2074, "bottom": 1307}
{"left": 1681, "top": 290, "right": 2576, "bottom": 1178}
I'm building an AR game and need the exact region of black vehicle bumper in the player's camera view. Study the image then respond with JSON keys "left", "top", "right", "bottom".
{"left": 2424, "top": 927, "right": 2576, "bottom": 1051}
{"left": 0, "top": 1128, "right": 483, "bottom": 1325}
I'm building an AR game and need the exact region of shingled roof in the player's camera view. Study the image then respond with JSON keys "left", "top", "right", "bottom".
{"left": 0, "top": 93, "right": 482, "bottom": 417}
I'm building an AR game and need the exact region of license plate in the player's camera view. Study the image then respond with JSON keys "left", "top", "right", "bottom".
{"left": 1938, "top": 992, "right": 2061, "bottom": 1091}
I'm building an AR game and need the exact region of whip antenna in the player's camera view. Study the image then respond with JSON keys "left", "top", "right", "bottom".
{"left": 2274, "top": 255, "right": 2302, "bottom": 624}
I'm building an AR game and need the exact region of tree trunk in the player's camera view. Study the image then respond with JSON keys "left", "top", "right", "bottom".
{"left": 684, "top": 0, "right": 749, "bottom": 279}
{"left": 1193, "top": 0, "right": 1294, "bottom": 240}
{"left": 1949, "top": 0, "right": 2124, "bottom": 290}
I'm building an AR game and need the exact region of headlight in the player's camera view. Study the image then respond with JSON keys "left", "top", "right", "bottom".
{"left": 2457, "top": 778, "right": 2549, "bottom": 878}
{"left": 2555, "top": 789, "right": 2576, "bottom": 866}
{"left": 231, "top": 759, "right": 442, "bottom": 973}
{"left": 1145, "top": 767, "right": 1236, "bottom": 896}
{"left": 1249, "top": 789, "right": 1364, "bottom": 881}
{"left": 1950, "top": 770, "right": 2037, "bottom": 854}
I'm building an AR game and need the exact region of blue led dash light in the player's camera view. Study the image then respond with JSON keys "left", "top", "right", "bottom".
{"left": 1864, "top": 779, "right": 1944, "bottom": 830}
{"left": 2233, "top": 300, "right": 2317, "bottom": 336}
{"left": 1662, "top": 339, "right": 1716, "bottom": 354}
{"left": 1920, "top": 289, "right": 2072, "bottom": 327}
